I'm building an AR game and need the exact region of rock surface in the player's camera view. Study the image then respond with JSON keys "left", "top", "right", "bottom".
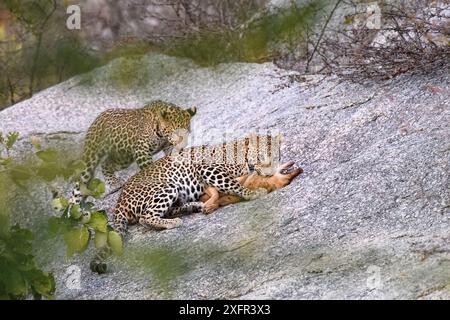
{"left": 1, "top": 53, "right": 449, "bottom": 299}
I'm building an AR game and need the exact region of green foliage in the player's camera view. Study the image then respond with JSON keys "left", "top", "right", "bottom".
{"left": 87, "top": 212, "right": 108, "bottom": 233}
{"left": 141, "top": 248, "right": 186, "bottom": 286}
{"left": 8, "top": 164, "right": 34, "bottom": 187}
{"left": 104, "top": 40, "right": 155, "bottom": 61}
{"left": 0, "top": 213, "right": 10, "bottom": 238}
{"left": 0, "top": 223, "right": 55, "bottom": 299}
{"left": 0, "top": 131, "right": 19, "bottom": 162}
{"left": 47, "top": 216, "right": 68, "bottom": 237}
{"left": 5, "top": 131, "right": 19, "bottom": 150}
{"left": 107, "top": 231, "right": 123, "bottom": 256}
{"left": 0, "top": 131, "right": 57, "bottom": 299}
{"left": 0, "top": 131, "right": 111, "bottom": 297}
{"left": 1, "top": 1, "right": 101, "bottom": 110}
{"left": 35, "top": 148, "right": 58, "bottom": 162}
{"left": 118, "top": 57, "right": 148, "bottom": 87}
{"left": 0, "top": 157, "right": 13, "bottom": 167}
{"left": 0, "top": 0, "right": 328, "bottom": 110}
{"left": 4, "top": 0, "right": 56, "bottom": 34}
{"left": 94, "top": 231, "right": 108, "bottom": 249}
{"left": 1, "top": 0, "right": 325, "bottom": 105}
{"left": 48, "top": 196, "right": 116, "bottom": 258}
{"left": 80, "top": 178, "right": 105, "bottom": 199}
{"left": 68, "top": 203, "right": 82, "bottom": 219}
{"left": 1, "top": 135, "right": 87, "bottom": 187}
{"left": 167, "top": 1, "right": 324, "bottom": 66}
{"left": 63, "top": 226, "right": 90, "bottom": 257}
{"left": 53, "top": 38, "right": 101, "bottom": 77}
{"left": 125, "top": 246, "right": 189, "bottom": 294}
{"left": 41, "top": 162, "right": 119, "bottom": 261}
{"left": 47, "top": 172, "right": 117, "bottom": 259}
{"left": 41, "top": 154, "right": 81, "bottom": 182}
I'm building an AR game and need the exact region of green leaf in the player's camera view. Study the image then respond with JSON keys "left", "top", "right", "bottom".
{"left": 63, "top": 226, "right": 90, "bottom": 257}
{"left": 88, "top": 178, "right": 105, "bottom": 199}
{"left": 47, "top": 217, "right": 62, "bottom": 237}
{"left": 48, "top": 216, "right": 73, "bottom": 237}
{"left": 86, "top": 211, "right": 108, "bottom": 233}
{"left": 107, "top": 231, "right": 123, "bottom": 256}
{"left": 51, "top": 197, "right": 69, "bottom": 212}
{"left": 9, "top": 225, "right": 34, "bottom": 254}
{"left": 9, "top": 165, "right": 33, "bottom": 182}
{"left": 80, "top": 179, "right": 105, "bottom": 198}
{"left": 79, "top": 184, "right": 91, "bottom": 196}
{"left": 15, "top": 254, "right": 35, "bottom": 271}
{"left": 6, "top": 132, "right": 19, "bottom": 150}
{"left": 28, "top": 271, "right": 55, "bottom": 300}
{"left": 10, "top": 224, "right": 34, "bottom": 242}
{"left": 0, "top": 219, "right": 54, "bottom": 300}
{"left": 1, "top": 267, "right": 27, "bottom": 298}
{"left": 69, "top": 204, "right": 82, "bottom": 219}
{"left": 36, "top": 162, "right": 61, "bottom": 181}
{"left": 62, "top": 160, "right": 86, "bottom": 180}
{"left": 0, "top": 213, "right": 10, "bottom": 237}
{"left": 35, "top": 148, "right": 58, "bottom": 163}
{"left": 94, "top": 231, "right": 108, "bottom": 249}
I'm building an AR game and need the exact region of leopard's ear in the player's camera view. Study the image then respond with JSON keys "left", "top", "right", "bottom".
{"left": 187, "top": 106, "right": 197, "bottom": 116}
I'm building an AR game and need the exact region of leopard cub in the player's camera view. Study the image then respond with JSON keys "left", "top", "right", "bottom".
{"left": 70, "top": 100, "right": 196, "bottom": 205}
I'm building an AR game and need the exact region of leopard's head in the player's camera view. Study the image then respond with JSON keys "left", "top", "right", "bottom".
{"left": 157, "top": 103, "right": 197, "bottom": 151}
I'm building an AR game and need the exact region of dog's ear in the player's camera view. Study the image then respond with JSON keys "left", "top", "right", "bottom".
{"left": 187, "top": 106, "right": 197, "bottom": 116}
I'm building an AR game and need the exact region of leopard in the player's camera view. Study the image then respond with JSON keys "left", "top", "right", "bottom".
{"left": 113, "top": 133, "right": 282, "bottom": 233}
{"left": 90, "top": 133, "right": 282, "bottom": 273}
{"left": 69, "top": 100, "right": 197, "bottom": 206}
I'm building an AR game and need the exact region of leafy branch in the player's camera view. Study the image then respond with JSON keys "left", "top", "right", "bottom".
{"left": 1, "top": 131, "right": 122, "bottom": 298}
{"left": 0, "top": 224, "right": 55, "bottom": 299}
{"left": 51, "top": 186, "right": 123, "bottom": 259}
{"left": 0, "top": 131, "right": 55, "bottom": 300}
